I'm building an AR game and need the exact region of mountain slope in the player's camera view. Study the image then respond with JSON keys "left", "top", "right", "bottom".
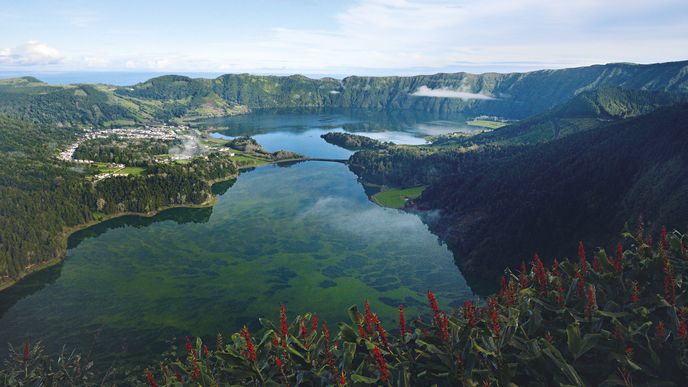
{"left": 416, "top": 104, "right": 688, "bottom": 293}
{"left": 116, "top": 61, "right": 688, "bottom": 118}
{"left": 435, "top": 87, "right": 688, "bottom": 146}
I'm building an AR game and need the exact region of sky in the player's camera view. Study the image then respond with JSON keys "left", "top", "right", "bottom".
{"left": 0, "top": 0, "right": 687, "bottom": 77}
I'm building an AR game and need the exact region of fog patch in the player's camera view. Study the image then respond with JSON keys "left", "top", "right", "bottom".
{"left": 169, "top": 130, "right": 206, "bottom": 160}
{"left": 300, "top": 196, "right": 434, "bottom": 242}
{"left": 410, "top": 86, "right": 495, "bottom": 100}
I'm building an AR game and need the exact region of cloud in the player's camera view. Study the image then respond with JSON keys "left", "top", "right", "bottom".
{"left": 410, "top": 86, "right": 495, "bottom": 100}
{"left": 0, "top": 40, "right": 63, "bottom": 66}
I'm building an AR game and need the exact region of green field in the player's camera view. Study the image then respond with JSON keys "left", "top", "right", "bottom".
{"left": 372, "top": 186, "right": 426, "bottom": 208}
{"left": 466, "top": 119, "right": 507, "bottom": 129}
{"left": 118, "top": 166, "right": 145, "bottom": 176}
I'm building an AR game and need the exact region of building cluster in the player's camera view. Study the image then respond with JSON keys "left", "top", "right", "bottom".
{"left": 58, "top": 125, "right": 191, "bottom": 162}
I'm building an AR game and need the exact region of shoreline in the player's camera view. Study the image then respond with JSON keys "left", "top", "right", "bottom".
{"left": 0, "top": 173, "right": 236, "bottom": 293}
{"left": 0, "top": 155, "right": 344, "bottom": 293}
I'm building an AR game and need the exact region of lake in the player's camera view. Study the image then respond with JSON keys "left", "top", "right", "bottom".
{"left": 0, "top": 109, "right": 476, "bottom": 371}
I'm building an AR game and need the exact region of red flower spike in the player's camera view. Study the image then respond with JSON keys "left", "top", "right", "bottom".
{"left": 339, "top": 371, "right": 347, "bottom": 386}
{"left": 533, "top": 254, "right": 547, "bottom": 293}
{"left": 592, "top": 254, "right": 601, "bottom": 273}
{"left": 22, "top": 342, "right": 29, "bottom": 362}
{"left": 275, "top": 356, "right": 283, "bottom": 370}
{"left": 145, "top": 369, "right": 158, "bottom": 387}
{"left": 585, "top": 285, "right": 597, "bottom": 318}
{"left": 427, "top": 290, "right": 442, "bottom": 328}
{"left": 625, "top": 346, "right": 633, "bottom": 358}
{"left": 372, "top": 346, "right": 389, "bottom": 383}
{"left": 311, "top": 313, "right": 318, "bottom": 334}
{"left": 679, "top": 319, "right": 688, "bottom": 339}
{"left": 655, "top": 321, "right": 666, "bottom": 348}
{"left": 663, "top": 258, "right": 677, "bottom": 305}
{"left": 438, "top": 312, "right": 450, "bottom": 343}
{"left": 202, "top": 345, "right": 209, "bottom": 359}
{"left": 364, "top": 299, "right": 374, "bottom": 335}
{"left": 499, "top": 276, "right": 507, "bottom": 299}
{"left": 242, "top": 326, "right": 256, "bottom": 363}
{"left": 463, "top": 300, "right": 477, "bottom": 328}
{"left": 280, "top": 304, "right": 289, "bottom": 338}
{"left": 578, "top": 241, "right": 587, "bottom": 275}
{"left": 399, "top": 305, "right": 407, "bottom": 338}
{"left": 372, "top": 314, "right": 389, "bottom": 347}
{"left": 488, "top": 297, "right": 500, "bottom": 337}
{"left": 299, "top": 318, "right": 310, "bottom": 349}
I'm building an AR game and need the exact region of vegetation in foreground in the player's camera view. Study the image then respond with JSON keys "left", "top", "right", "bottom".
{"left": 4, "top": 225, "right": 688, "bottom": 385}
{"left": 372, "top": 186, "right": 426, "bottom": 209}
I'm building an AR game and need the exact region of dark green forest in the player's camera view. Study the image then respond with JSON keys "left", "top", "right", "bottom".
{"left": 0, "top": 115, "right": 237, "bottom": 285}
{"left": 349, "top": 97, "right": 688, "bottom": 294}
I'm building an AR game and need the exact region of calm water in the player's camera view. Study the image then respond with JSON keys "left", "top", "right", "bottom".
{"left": 205, "top": 108, "right": 478, "bottom": 158}
{"left": 0, "top": 110, "right": 475, "bottom": 370}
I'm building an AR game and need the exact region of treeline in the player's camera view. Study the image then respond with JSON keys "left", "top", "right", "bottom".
{"left": 0, "top": 115, "right": 237, "bottom": 284}
{"left": 74, "top": 137, "right": 180, "bottom": 166}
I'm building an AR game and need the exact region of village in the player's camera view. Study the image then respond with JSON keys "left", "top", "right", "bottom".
{"left": 57, "top": 124, "right": 196, "bottom": 180}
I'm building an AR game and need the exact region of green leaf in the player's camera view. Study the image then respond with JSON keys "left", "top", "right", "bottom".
{"left": 351, "top": 374, "right": 380, "bottom": 384}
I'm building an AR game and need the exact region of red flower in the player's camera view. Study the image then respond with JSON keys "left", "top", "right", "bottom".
{"left": 22, "top": 342, "right": 29, "bottom": 362}
{"left": 625, "top": 346, "right": 633, "bottom": 358}
{"left": 271, "top": 333, "right": 280, "bottom": 347}
{"left": 300, "top": 318, "right": 309, "bottom": 348}
{"left": 145, "top": 369, "right": 158, "bottom": 387}
{"left": 557, "top": 286, "right": 566, "bottom": 306}
{"left": 427, "top": 290, "right": 440, "bottom": 320}
{"left": 655, "top": 321, "right": 666, "bottom": 348}
{"left": 661, "top": 226, "right": 669, "bottom": 251}
{"left": 242, "top": 326, "right": 256, "bottom": 363}
{"left": 463, "top": 300, "right": 477, "bottom": 328}
{"left": 438, "top": 312, "right": 450, "bottom": 343}
{"left": 275, "top": 356, "right": 283, "bottom": 370}
{"left": 364, "top": 299, "right": 374, "bottom": 335}
{"left": 533, "top": 254, "right": 547, "bottom": 293}
{"left": 592, "top": 254, "right": 601, "bottom": 273}
{"left": 585, "top": 285, "right": 597, "bottom": 318}
{"left": 280, "top": 304, "right": 289, "bottom": 347}
{"left": 506, "top": 280, "right": 517, "bottom": 307}
{"left": 322, "top": 322, "right": 337, "bottom": 375}
{"left": 488, "top": 297, "right": 500, "bottom": 338}
{"left": 175, "top": 372, "right": 183, "bottom": 382}
{"left": 663, "top": 258, "right": 676, "bottom": 305}
{"left": 372, "top": 314, "right": 389, "bottom": 347}
{"left": 371, "top": 346, "right": 389, "bottom": 383}
{"left": 679, "top": 319, "right": 688, "bottom": 339}
{"left": 630, "top": 281, "right": 640, "bottom": 304}
{"left": 185, "top": 336, "right": 194, "bottom": 358}
{"left": 578, "top": 241, "right": 587, "bottom": 275}
{"left": 339, "top": 371, "right": 347, "bottom": 386}
{"left": 202, "top": 345, "right": 209, "bottom": 359}
{"left": 311, "top": 313, "right": 319, "bottom": 334}
{"left": 614, "top": 242, "right": 623, "bottom": 273}
{"left": 399, "top": 305, "right": 407, "bottom": 338}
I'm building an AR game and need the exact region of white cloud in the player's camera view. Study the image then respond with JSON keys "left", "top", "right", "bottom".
{"left": 410, "top": 86, "right": 495, "bottom": 100}
{"left": 0, "top": 40, "right": 63, "bottom": 66}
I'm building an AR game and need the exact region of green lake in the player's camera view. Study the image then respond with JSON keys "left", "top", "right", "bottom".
{"left": 0, "top": 109, "right": 475, "bottom": 370}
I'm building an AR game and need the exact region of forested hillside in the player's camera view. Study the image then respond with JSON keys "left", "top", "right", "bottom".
{"left": 423, "top": 105, "right": 688, "bottom": 292}
{"left": 0, "top": 115, "right": 237, "bottom": 287}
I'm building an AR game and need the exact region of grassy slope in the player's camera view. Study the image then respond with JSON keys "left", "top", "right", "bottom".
{"left": 372, "top": 186, "right": 426, "bottom": 208}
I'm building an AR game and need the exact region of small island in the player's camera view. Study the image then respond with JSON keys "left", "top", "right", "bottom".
{"left": 320, "top": 132, "right": 389, "bottom": 150}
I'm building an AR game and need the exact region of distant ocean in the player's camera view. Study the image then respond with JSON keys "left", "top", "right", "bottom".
{"left": 0, "top": 71, "right": 344, "bottom": 86}
{"left": 0, "top": 71, "right": 228, "bottom": 86}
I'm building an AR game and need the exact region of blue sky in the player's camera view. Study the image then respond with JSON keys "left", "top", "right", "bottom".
{"left": 1, "top": 0, "right": 687, "bottom": 76}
